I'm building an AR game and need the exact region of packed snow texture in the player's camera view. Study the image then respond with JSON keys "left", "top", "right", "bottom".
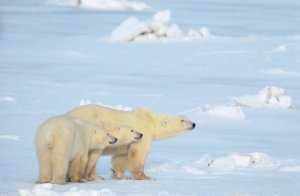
{"left": 47, "top": 0, "right": 149, "bottom": 11}
{"left": 19, "top": 184, "right": 115, "bottom": 196}
{"left": 110, "top": 10, "right": 212, "bottom": 42}
{"left": 231, "top": 86, "right": 293, "bottom": 109}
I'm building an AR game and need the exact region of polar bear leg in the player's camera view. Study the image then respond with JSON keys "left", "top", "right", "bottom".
{"left": 36, "top": 150, "right": 52, "bottom": 183}
{"left": 127, "top": 142, "right": 154, "bottom": 180}
{"left": 111, "top": 154, "right": 129, "bottom": 179}
{"left": 84, "top": 149, "right": 104, "bottom": 181}
{"left": 51, "top": 156, "right": 69, "bottom": 184}
{"left": 69, "top": 155, "right": 88, "bottom": 183}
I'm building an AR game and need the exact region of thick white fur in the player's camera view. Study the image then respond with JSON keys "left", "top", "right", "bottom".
{"left": 66, "top": 104, "right": 195, "bottom": 180}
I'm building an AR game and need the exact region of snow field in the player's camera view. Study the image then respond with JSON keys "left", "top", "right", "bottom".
{"left": 47, "top": 0, "right": 149, "bottom": 11}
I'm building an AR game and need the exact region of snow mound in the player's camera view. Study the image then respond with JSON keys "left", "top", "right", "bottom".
{"left": 185, "top": 153, "right": 278, "bottom": 174}
{"left": 0, "top": 134, "right": 20, "bottom": 141}
{"left": 19, "top": 184, "right": 115, "bottom": 196}
{"left": 79, "top": 98, "right": 132, "bottom": 111}
{"left": 184, "top": 105, "right": 245, "bottom": 120}
{"left": 0, "top": 96, "right": 15, "bottom": 102}
{"left": 231, "top": 86, "right": 293, "bottom": 109}
{"left": 249, "top": 152, "right": 279, "bottom": 168}
{"left": 110, "top": 10, "right": 212, "bottom": 42}
{"left": 47, "top": 0, "right": 149, "bottom": 11}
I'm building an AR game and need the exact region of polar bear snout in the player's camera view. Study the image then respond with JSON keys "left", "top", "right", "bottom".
{"left": 134, "top": 132, "right": 143, "bottom": 140}
{"left": 188, "top": 122, "right": 196, "bottom": 130}
{"left": 107, "top": 133, "right": 118, "bottom": 144}
{"left": 192, "top": 122, "right": 196, "bottom": 129}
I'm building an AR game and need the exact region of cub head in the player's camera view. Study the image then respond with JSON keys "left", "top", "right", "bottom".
{"left": 89, "top": 123, "right": 118, "bottom": 148}
{"left": 134, "top": 108, "right": 196, "bottom": 140}
{"left": 104, "top": 123, "right": 143, "bottom": 145}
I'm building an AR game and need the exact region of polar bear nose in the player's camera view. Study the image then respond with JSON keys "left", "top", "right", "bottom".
{"left": 192, "top": 123, "right": 196, "bottom": 128}
{"left": 109, "top": 137, "right": 118, "bottom": 144}
{"left": 135, "top": 133, "right": 143, "bottom": 140}
{"left": 107, "top": 134, "right": 118, "bottom": 144}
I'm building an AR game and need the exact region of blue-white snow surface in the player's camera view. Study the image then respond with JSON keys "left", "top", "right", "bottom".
{"left": 1, "top": 0, "right": 300, "bottom": 195}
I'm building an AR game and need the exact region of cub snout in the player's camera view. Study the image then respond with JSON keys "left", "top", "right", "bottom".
{"left": 107, "top": 134, "right": 118, "bottom": 144}
{"left": 131, "top": 129, "right": 143, "bottom": 140}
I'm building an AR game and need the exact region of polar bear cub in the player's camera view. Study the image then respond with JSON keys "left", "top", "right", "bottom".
{"left": 82, "top": 123, "right": 143, "bottom": 181}
{"left": 35, "top": 115, "right": 141, "bottom": 184}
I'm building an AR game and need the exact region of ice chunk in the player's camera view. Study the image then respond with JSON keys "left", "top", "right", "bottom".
{"left": 110, "top": 10, "right": 212, "bottom": 42}
{"left": 153, "top": 10, "right": 171, "bottom": 24}
{"left": 110, "top": 17, "right": 150, "bottom": 42}
{"left": 231, "top": 86, "right": 293, "bottom": 109}
{"left": 249, "top": 152, "right": 278, "bottom": 168}
{"left": 187, "top": 28, "right": 211, "bottom": 39}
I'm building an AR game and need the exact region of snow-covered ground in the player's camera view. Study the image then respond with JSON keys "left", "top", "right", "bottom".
{"left": 1, "top": 0, "right": 300, "bottom": 195}
{"left": 47, "top": 0, "right": 149, "bottom": 11}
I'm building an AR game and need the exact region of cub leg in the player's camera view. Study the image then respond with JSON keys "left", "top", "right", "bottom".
{"left": 84, "top": 149, "right": 104, "bottom": 181}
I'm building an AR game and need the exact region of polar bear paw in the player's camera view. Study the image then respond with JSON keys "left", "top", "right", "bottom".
{"left": 84, "top": 174, "right": 105, "bottom": 181}
{"left": 111, "top": 169, "right": 131, "bottom": 180}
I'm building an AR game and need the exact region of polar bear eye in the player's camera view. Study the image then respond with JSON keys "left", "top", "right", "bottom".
{"left": 161, "top": 120, "right": 167, "bottom": 126}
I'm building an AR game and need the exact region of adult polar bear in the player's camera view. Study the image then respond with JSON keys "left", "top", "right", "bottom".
{"left": 66, "top": 104, "right": 196, "bottom": 180}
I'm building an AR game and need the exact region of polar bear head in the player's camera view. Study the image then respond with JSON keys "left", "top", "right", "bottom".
{"left": 133, "top": 108, "right": 196, "bottom": 140}
{"left": 104, "top": 123, "right": 143, "bottom": 145}
{"left": 88, "top": 123, "right": 119, "bottom": 149}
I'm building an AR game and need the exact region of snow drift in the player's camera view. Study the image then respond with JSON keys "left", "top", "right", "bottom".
{"left": 47, "top": 0, "right": 149, "bottom": 11}
{"left": 110, "top": 10, "right": 212, "bottom": 42}
{"left": 150, "top": 152, "right": 280, "bottom": 175}
{"left": 231, "top": 86, "right": 293, "bottom": 109}
{"left": 183, "top": 105, "right": 245, "bottom": 120}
